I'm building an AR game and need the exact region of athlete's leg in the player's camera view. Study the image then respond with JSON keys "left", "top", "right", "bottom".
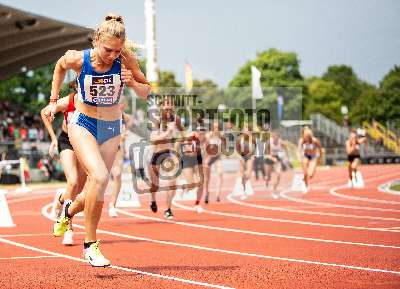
{"left": 69, "top": 125, "right": 120, "bottom": 243}
{"left": 239, "top": 158, "right": 246, "bottom": 191}
{"left": 307, "top": 158, "right": 318, "bottom": 185}
{"left": 58, "top": 149, "right": 79, "bottom": 203}
{"left": 203, "top": 163, "right": 211, "bottom": 203}
{"left": 195, "top": 164, "right": 204, "bottom": 205}
{"left": 148, "top": 164, "right": 159, "bottom": 212}
{"left": 215, "top": 160, "right": 223, "bottom": 201}
{"left": 109, "top": 148, "right": 124, "bottom": 208}
{"left": 348, "top": 160, "right": 353, "bottom": 181}
{"left": 302, "top": 157, "right": 310, "bottom": 187}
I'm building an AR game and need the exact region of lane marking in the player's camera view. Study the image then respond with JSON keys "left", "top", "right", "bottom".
{"left": 0, "top": 236, "right": 234, "bottom": 289}
{"left": 118, "top": 207, "right": 400, "bottom": 249}
{"left": 329, "top": 186, "right": 400, "bottom": 205}
{"left": 0, "top": 255, "right": 60, "bottom": 260}
{"left": 228, "top": 193, "right": 400, "bottom": 223}
{"left": 0, "top": 232, "right": 85, "bottom": 238}
{"left": 174, "top": 199, "right": 400, "bottom": 233}
{"left": 280, "top": 172, "right": 400, "bottom": 213}
{"left": 39, "top": 203, "right": 400, "bottom": 276}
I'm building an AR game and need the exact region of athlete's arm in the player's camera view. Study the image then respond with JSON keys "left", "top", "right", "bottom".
{"left": 315, "top": 138, "right": 323, "bottom": 160}
{"left": 345, "top": 140, "right": 353, "bottom": 155}
{"left": 50, "top": 50, "right": 83, "bottom": 102}
{"left": 41, "top": 96, "right": 69, "bottom": 157}
{"left": 121, "top": 52, "right": 151, "bottom": 99}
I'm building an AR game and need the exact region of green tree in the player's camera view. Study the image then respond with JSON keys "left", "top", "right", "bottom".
{"left": 379, "top": 65, "right": 400, "bottom": 123}
{"left": 159, "top": 70, "right": 182, "bottom": 88}
{"left": 322, "top": 65, "right": 363, "bottom": 106}
{"left": 306, "top": 78, "right": 343, "bottom": 123}
{"left": 192, "top": 79, "right": 224, "bottom": 110}
{"left": 228, "top": 48, "right": 305, "bottom": 123}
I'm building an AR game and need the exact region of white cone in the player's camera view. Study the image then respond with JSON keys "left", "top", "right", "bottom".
{"left": 354, "top": 171, "right": 364, "bottom": 189}
{"left": 245, "top": 180, "right": 254, "bottom": 196}
{"left": 232, "top": 177, "right": 245, "bottom": 196}
{"left": 0, "top": 190, "right": 15, "bottom": 227}
{"left": 291, "top": 173, "right": 305, "bottom": 192}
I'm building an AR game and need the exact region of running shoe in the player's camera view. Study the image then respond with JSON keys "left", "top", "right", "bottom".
{"left": 62, "top": 229, "right": 74, "bottom": 246}
{"left": 150, "top": 201, "right": 158, "bottom": 213}
{"left": 204, "top": 195, "right": 209, "bottom": 204}
{"left": 83, "top": 240, "right": 110, "bottom": 267}
{"left": 53, "top": 200, "right": 72, "bottom": 237}
{"left": 216, "top": 196, "right": 221, "bottom": 202}
{"left": 108, "top": 206, "right": 118, "bottom": 218}
{"left": 164, "top": 208, "right": 174, "bottom": 220}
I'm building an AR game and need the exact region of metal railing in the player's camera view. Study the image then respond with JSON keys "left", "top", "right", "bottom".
{"left": 310, "top": 113, "right": 349, "bottom": 145}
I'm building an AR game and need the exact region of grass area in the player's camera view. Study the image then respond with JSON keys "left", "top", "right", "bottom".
{"left": 389, "top": 183, "right": 400, "bottom": 191}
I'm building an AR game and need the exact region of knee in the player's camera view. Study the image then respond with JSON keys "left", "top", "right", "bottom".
{"left": 67, "top": 176, "right": 78, "bottom": 190}
{"left": 91, "top": 171, "right": 109, "bottom": 189}
{"left": 113, "top": 171, "right": 122, "bottom": 181}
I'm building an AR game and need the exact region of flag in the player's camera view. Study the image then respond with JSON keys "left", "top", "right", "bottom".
{"left": 251, "top": 65, "right": 263, "bottom": 100}
{"left": 277, "top": 95, "right": 284, "bottom": 121}
{"left": 184, "top": 62, "right": 193, "bottom": 93}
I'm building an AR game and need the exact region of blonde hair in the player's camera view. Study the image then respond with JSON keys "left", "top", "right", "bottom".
{"left": 93, "top": 13, "right": 136, "bottom": 56}
{"left": 302, "top": 127, "right": 313, "bottom": 139}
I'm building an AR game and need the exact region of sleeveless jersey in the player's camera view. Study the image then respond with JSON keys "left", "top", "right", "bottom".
{"left": 64, "top": 93, "right": 76, "bottom": 125}
{"left": 77, "top": 49, "right": 124, "bottom": 107}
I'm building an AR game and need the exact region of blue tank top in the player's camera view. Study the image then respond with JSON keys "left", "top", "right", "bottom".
{"left": 77, "top": 49, "right": 124, "bottom": 107}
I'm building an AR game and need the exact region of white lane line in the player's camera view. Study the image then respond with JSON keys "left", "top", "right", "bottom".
{"left": 8, "top": 194, "right": 53, "bottom": 204}
{"left": 0, "top": 255, "right": 61, "bottom": 260}
{"left": 280, "top": 172, "right": 400, "bottom": 213}
{"left": 173, "top": 199, "right": 400, "bottom": 234}
{"left": 40, "top": 203, "right": 400, "bottom": 276}
{"left": 0, "top": 236, "right": 234, "bottom": 289}
{"left": 118, "top": 206, "right": 400, "bottom": 250}
{"left": 329, "top": 184, "right": 400, "bottom": 205}
{"left": 228, "top": 193, "right": 400, "bottom": 223}
{"left": 0, "top": 233, "right": 85, "bottom": 238}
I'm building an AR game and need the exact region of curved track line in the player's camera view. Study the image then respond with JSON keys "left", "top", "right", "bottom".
{"left": 172, "top": 199, "right": 400, "bottom": 233}
{"left": 228, "top": 193, "right": 400, "bottom": 222}
{"left": 125, "top": 205, "right": 400, "bottom": 249}
{"left": 280, "top": 172, "right": 400, "bottom": 212}
{"left": 40, "top": 203, "right": 400, "bottom": 276}
{"left": 329, "top": 182, "right": 400, "bottom": 205}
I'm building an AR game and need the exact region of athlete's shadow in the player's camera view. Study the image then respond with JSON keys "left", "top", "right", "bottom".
{"left": 101, "top": 239, "right": 145, "bottom": 245}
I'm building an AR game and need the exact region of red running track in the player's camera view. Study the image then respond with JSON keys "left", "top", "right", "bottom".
{"left": 1, "top": 164, "right": 400, "bottom": 289}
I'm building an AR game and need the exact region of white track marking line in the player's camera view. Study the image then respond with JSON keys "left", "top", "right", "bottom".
{"left": 117, "top": 207, "right": 400, "bottom": 250}
{"left": 8, "top": 194, "right": 53, "bottom": 204}
{"left": 0, "top": 232, "right": 86, "bottom": 238}
{"left": 280, "top": 171, "right": 400, "bottom": 212}
{"left": 173, "top": 200, "right": 400, "bottom": 233}
{"left": 228, "top": 193, "right": 400, "bottom": 223}
{"left": 329, "top": 185, "right": 400, "bottom": 205}
{"left": 0, "top": 255, "right": 61, "bottom": 260}
{"left": 0, "top": 236, "right": 234, "bottom": 289}
{"left": 40, "top": 203, "right": 400, "bottom": 276}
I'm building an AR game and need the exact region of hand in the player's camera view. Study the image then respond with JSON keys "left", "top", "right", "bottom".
{"left": 121, "top": 67, "right": 135, "bottom": 87}
{"left": 49, "top": 140, "right": 58, "bottom": 158}
{"left": 46, "top": 103, "right": 57, "bottom": 122}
